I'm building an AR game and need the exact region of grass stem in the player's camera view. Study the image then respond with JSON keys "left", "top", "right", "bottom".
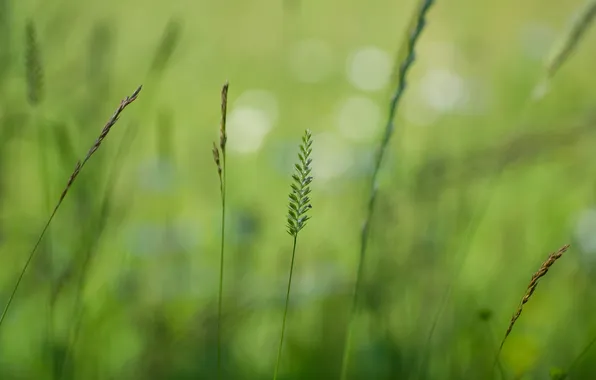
{"left": 273, "top": 235, "right": 298, "bottom": 380}
{"left": 339, "top": 1, "right": 434, "bottom": 378}
{"left": 273, "top": 129, "right": 313, "bottom": 379}
{"left": 0, "top": 85, "right": 141, "bottom": 330}
{"left": 214, "top": 82, "right": 229, "bottom": 379}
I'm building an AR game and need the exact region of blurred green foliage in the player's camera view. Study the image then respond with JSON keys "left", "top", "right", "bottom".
{"left": 1, "top": 0, "right": 596, "bottom": 379}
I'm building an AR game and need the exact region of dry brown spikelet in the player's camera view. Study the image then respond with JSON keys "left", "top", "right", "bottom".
{"left": 212, "top": 81, "right": 229, "bottom": 189}
{"left": 500, "top": 244, "right": 570, "bottom": 351}
{"left": 219, "top": 81, "right": 229, "bottom": 153}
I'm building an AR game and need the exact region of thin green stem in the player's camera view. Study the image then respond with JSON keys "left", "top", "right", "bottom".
{"left": 339, "top": 2, "right": 434, "bottom": 379}
{"left": 0, "top": 85, "right": 141, "bottom": 331}
{"left": 217, "top": 151, "right": 226, "bottom": 379}
{"left": 273, "top": 235, "right": 298, "bottom": 380}
{"left": 214, "top": 81, "right": 229, "bottom": 379}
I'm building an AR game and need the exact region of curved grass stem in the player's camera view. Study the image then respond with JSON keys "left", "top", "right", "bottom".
{"left": 339, "top": 1, "right": 435, "bottom": 378}
{"left": 0, "top": 85, "right": 141, "bottom": 330}
{"left": 213, "top": 82, "right": 229, "bottom": 379}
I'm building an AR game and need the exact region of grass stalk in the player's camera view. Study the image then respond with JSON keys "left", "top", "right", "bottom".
{"left": 493, "top": 244, "right": 570, "bottom": 367}
{"left": 273, "top": 234, "right": 298, "bottom": 380}
{"left": 273, "top": 129, "right": 313, "bottom": 380}
{"left": 0, "top": 85, "right": 142, "bottom": 330}
{"left": 339, "top": 1, "right": 435, "bottom": 378}
{"left": 211, "top": 81, "right": 229, "bottom": 378}
{"left": 546, "top": 0, "right": 596, "bottom": 79}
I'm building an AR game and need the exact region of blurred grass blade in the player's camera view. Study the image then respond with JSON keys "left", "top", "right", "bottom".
{"left": 212, "top": 82, "right": 229, "bottom": 379}
{"left": 25, "top": 20, "right": 43, "bottom": 107}
{"left": 339, "top": 1, "right": 435, "bottom": 379}
{"left": 149, "top": 18, "right": 182, "bottom": 77}
{"left": 0, "top": 86, "right": 142, "bottom": 329}
{"left": 546, "top": 0, "right": 596, "bottom": 78}
{"left": 0, "top": 0, "right": 11, "bottom": 83}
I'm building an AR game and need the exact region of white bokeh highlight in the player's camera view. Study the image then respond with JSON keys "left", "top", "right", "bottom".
{"left": 419, "top": 68, "right": 469, "bottom": 113}
{"left": 227, "top": 89, "right": 279, "bottom": 154}
{"left": 575, "top": 208, "right": 596, "bottom": 257}
{"left": 346, "top": 46, "right": 392, "bottom": 92}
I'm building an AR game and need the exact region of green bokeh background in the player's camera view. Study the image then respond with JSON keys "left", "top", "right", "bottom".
{"left": 0, "top": 0, "right": 596, "bottom": 378}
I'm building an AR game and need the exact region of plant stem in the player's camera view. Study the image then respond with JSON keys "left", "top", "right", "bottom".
{"left": 217, "top": 150, "right": 226, "bottom": 378}
{"left": 339, "top": 2, "right": 434, "bottom": 379}
{"left": 0, "top": 85, "right": 141, "bottom": 330}
{"left": 273, "top": 235, "right": 298, "bottom": 380}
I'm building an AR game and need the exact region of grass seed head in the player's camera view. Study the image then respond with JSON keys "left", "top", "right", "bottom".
{"left": 500, "top": 244, "right": 570, "bottom": 349}
{"left": 287, "top": 129, "right": 313, "bottom": 237}
{"left": 219, "top": 81, "right": 229, "bottom": 153}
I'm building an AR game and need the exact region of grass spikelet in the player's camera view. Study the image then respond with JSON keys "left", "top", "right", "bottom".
{"left": 25, "top": 20, "right": 43, "bottom": 107}
{"left": 212, "top": 81, "right": 229, "bottom": 379}
{"left": 0, "top": 85, "right": 142, "bottom": 329}
{"left": 494, "top": 244, "right": 570, "bottom": 363}
{"left": 340, "top": 1, "right": 434, "bottom": 378}
{"left": 273, "top": 129, "right": 313, "bottom": 380}
{"left": 546, "top": 0, "right": 596, "bottom": 79}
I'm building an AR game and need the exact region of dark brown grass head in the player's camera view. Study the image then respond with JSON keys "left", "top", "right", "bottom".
{"left": 211, "top": 81, "right": 229, "bottom": 190}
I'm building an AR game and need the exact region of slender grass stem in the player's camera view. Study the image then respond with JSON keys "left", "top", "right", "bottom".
{"left": 273, "top": 235, "right": 298, "bottom": 380}
{"left": 0, "top": 85, "right": 141, "bottom": 330}
{"left": 546, "top": 0, "right": 596, "bottom": 79}
{"left": 213, "top": 82, "right": 229, "bottom": 379}
{"left": 339, "top": 1, "right": 434, "bottom": 378}
{"left": 273, "top": 129, "right": 313, "bottom": 380}
{"left": 217, "top": 148, "right": 226, "bottom": 378}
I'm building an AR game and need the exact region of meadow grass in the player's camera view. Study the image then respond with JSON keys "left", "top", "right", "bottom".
{"left": 212, "top": 81, "right": 230, "bottom": 379}
{"left": 0, "top": 85, "right": 142, "bottom": 329}
{"left": 340, "top": 1, "right": 435, "bottom": 378}
{"left": 493, "top": 244, "right": 569, "bottom": 377}
{"left": 273, "top": 129, "right": 313, "bottom": 380}
{"left": 1, "top": 0, "right": 596, "bottom": 379}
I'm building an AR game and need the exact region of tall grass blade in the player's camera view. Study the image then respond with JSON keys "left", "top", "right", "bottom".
{"left": 149, "top": 19, "right": 182, "bottom": 77}
{"left": 339, "top": 1, "right": 435, "bottom": 378}
{"left": 0, "top": 85, "right": 142, "bottom": 329}
{"left": 211, "top": 81, "right": 229, "bottom": 379}
{"left": 546, "top": 0, "right": 596, "bottom": 79}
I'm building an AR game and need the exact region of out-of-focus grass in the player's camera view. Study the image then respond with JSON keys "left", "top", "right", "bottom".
{"left": 0, "top": 0, "right": 596, "bottom": 379}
